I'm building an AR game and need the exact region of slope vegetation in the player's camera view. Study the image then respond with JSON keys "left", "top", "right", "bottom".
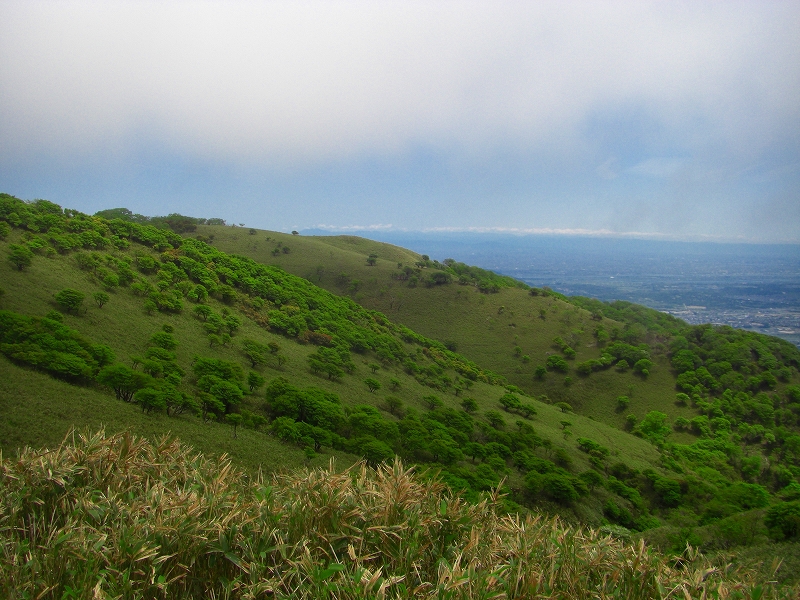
{"left": 1, "top": 195, "right": 800, "bottom": 586}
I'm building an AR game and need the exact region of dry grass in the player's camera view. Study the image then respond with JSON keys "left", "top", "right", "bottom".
{"left": 0, "top": 430, "right": 791, "bottom": 599}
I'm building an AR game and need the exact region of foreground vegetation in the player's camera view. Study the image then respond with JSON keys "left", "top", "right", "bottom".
{"left": 1, "top": 429, "right": 791, "bottom": 599}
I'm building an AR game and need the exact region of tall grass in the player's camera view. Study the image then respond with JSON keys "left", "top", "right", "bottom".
{"left": 1, "top": 430, "right": 789, "bottom": 599}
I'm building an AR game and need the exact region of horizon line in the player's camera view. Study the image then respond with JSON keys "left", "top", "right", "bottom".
{"left": 305, "top": 224, "right": 800, "bottom": 245}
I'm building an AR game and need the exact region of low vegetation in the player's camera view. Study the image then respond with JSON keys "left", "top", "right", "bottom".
{"left": 1, "top": 430, "right": 791, "bottom": 599}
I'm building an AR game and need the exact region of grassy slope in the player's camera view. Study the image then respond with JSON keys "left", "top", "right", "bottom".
{"left": 206, "top": 225, "right": 696, "bottom": 431}
{"left": 3, "top": 212, "right": 800, "bottom": 588}
{"left": 0, "top": 226, "right": 661, "bottom": 490}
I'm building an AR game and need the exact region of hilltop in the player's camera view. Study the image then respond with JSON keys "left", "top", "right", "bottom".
{"left": 2, "top": 195, "right": 800, "bottom": 590}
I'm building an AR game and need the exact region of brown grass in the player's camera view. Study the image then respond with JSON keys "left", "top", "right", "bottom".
{"left": 0, "top": 430, "right": 792, "bottom": 599}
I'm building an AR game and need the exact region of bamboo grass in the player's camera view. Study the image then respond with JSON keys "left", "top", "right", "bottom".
{"left": 0, "top": 430, "right": 791, "bottom": 599}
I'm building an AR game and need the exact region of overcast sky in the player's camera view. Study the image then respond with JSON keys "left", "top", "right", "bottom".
{"left": 1, "top": 1, "right": 799, "bottom": 242}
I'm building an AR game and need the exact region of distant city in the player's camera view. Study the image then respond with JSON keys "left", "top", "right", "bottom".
{"left": 311, "top": 230, "right": 800, "bottom": 348}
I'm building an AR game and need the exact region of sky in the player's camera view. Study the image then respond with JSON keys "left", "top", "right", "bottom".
{"left": 1, "top": 1, "right": 799, "bottom": 243}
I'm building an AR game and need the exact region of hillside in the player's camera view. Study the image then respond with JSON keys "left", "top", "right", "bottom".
{"left": 2, "top": 194, "right": 800, "bottom": 589}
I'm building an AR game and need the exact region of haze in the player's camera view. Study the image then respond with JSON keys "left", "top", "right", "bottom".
{"left": 1, "top": 1, "right": 798, "bottom": 242}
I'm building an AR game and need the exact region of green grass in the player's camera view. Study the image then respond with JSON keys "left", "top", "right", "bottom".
{"left": 4, "top": 200, "right": 800, "bottom": 585}
{"left": 206, "top": 226, "right": 699, "bottom": 428}
{"left": 0, "top": 225, "right": 659, "bottom": 491}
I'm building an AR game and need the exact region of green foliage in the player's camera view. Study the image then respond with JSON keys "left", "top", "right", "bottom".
{"left": 546, "top": 355, "right": 569, "bottom": 373}
{"left": 765, "top": 502, "right": 800, "bottom": 539}
{"left": 0, "top": 310, "right": 112, "bottom": 381}
{"left": 54, "top": 288, "right": 85, "bottom": 314}
{"left": 638, "top": 411, "right": 670, "bottom": 444}
{"left": 92, "top": 291, "right": 110, "bottom": 308}
{"left": 8, "top": 244, "right": 33, "bottom": 270}
{"left": 364, "top": 377, "right": 381, "bottom": 393}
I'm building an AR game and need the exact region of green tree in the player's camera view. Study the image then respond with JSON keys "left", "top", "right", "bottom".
{"left": 247, "top": 371, "right": 265, "bottom": 393}
{"left": 366, "top": 253, "right": 378, "bottom": 266}
{"left": 226, "top": 413, "right": 243, "bottom": 438}
{"left": 194, "top": 305, "right": 212, "bottom": 321}
{"left": 639, "top": 411, "right": 670, "bottom": 443}
{"left": 546, "top": 355, "right": 569, "bottom": 373}
{"left": 8, "top": 244, "right": 33, "bottom": 270}
{"left": 54, "top": 288, "right": 85, "bottom": 314}
{"left": 364, "top": 378, "right": 381, "bottom": 393}
{"left": 133, "top": 387, "right": 166, "bottom": 414}
{"left": 385, "top": 396, "right": 403, "bottom": 416}
{"left": 241, "top": 339, "right": 268, "bottom": 368}
{"left": 96, "top": 364, "right": 151, "bottom": 402}
{"left": 423, "top": 395, "right": 442, "bottom": 410}
{"left": 461, "top": 397, "right": 478, "bottom": 413}
{"left": 147, "top": 331, "right": 176, "bottom": 350}
{"left": 765, "top": 501, "right": 800, "bottom": 539}
{"left": 485, "top": 410, "right": 505, "bottom": 429}
{"left": 93, "top": 291, "right": 110, "bottom": 308}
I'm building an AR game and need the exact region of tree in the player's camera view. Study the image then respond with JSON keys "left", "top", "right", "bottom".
{"left": 247, "top": 371, "right": 265, "bottom": 393}
{"left": 194, "top": 305, "right": 212, "bottom": 321}
{"left": 579, "top": 470, "right": 604, "bottom": 491}
{"left": 198, "top": 391, "right": 225, "bottom": 422}
{"left": 364, "top": 378, "right": 381, "bottom": 393}
{"left": 499, "top": 393, "right": 522, "bottom": 413}
{"left": 150, "top": 331, "right": 177, "bottom": 350}
{"left": 765, "top": 501, "right": 800, "bottom": 539}
{"left": 93, "top": 291, "right": 110, "bottom": 308}
{"left": 633, "top": 358, "right": 653, "bottom": 376}
{"left": 534, "top": 365, "right": 547, "bottom": 380}
{"left": 97, "top": 364, "right": 151, "bottom": 402}
{"left": 224, "top": 314, "right": 242, "bottom": 334}
{"left": 55, "top": 288, "right": 85, "bottom": 314}
{"left": 133, "top": 387, "right": 166, "bottom": 414}
{"left": 546, "top": 355, "right": 569, "bottom": 373}
{"left": 226, "top": 413, "right": 243, "bottom": 438}
{"left": 366, "top": 253, "right": 378, "bottom": 266}
{"left": 8, "top": 244, "right": 33, "bottom": 270}
{"left": 464, "top": 442, "right": 486, "bottom": 462}
{"left": 638, "top": 411, "right": 670, "bottom": 443}
{"left": 540, "top": 473, "right": 580, "bottom": 504}
{"left": 368, "top": 363, "right": 380, "bottom": 374}
{"left": 385, "top": 396, "right": 403, "bottom": 416}
{"left": 423, "top": 395, "right": 442, "bottom": 410}
{"left": 389, "top": 377, "right": 401, "bottom": 390}
{"left": 241, "top": 339, "right": 268, "bottom": 368}
{"left": 485, "top": 410, "right": 505, "bottom": 429}
{"left": 461, "top": 398, "right": 478, "bottom": 413}
{"left": 554, "top": 401, "right": 572, "bottom": 413}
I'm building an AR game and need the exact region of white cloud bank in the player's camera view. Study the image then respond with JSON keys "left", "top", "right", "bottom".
{"left": 1, "top": 1, "right": 797, "bottom": 165}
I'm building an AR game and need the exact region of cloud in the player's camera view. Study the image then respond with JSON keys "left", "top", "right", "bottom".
{"left": 1, "top": 1, "right": 798, "bottom": 166}
{"left": 313, "top": 223, "right": 394, "bottom": 232}
{"left": 0, "top": 1, "right": 798, "bottom": 242}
